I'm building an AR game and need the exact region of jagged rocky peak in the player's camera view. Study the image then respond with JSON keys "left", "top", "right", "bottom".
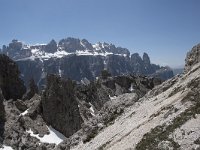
{"left": 58, "top": 37, "right": 86, "bottom": 52}
{"left": 81, "top": 39, "right": 93, "bottom": 50}
{"left": 42, "top": 74, "right": 83, "bottom": 137}
{"left": 1, "top": 37, "right": 132, "bottom": 61}
{"left": 143, "top": 52, "right": 151, "bottom": 65}
{"left": 185, "top": 43, "right": 200, "bottom": 72}
{"left": 93, "top": 42, "right": 130, "bottom": 56}
{"left": 0, "top": 54, "right": 26, "bottom": 100}
{"left": 8, "top": 39, "right": 23, "bottom": 51}
{"left": 44, "top": 39, "right": 57, "bottom": 53}
{"left": 131, "top": 53, "right": 143, "bottom": 64}
{"left": 131, "top": 52, "right": 151, "bottom": 65}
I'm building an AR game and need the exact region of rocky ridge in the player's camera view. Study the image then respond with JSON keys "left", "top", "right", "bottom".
{"left": 67, "top": 43, "right": 200, "bottom": 150}
{"left": 1, "top": 38, "right": 173, "bottom": 88}
{"left": 1, "top": 42, "right": 199, "bottom": 150}
{"left": 0, "top": 53, "right": 160, "bottom": 149}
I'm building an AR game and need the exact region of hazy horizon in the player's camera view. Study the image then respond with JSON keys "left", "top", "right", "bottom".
{"left": 1, "top": 0, "right": 200, "bottom": 68}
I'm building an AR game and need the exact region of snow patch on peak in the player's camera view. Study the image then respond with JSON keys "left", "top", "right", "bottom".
{"left": 26, "top": 126, "right": 66, "bottom": 145}
{"left": 92, "top": 43, "right": 102, "bottom": 50}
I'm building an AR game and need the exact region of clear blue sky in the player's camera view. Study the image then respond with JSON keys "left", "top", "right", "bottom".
{"left": 0, "top": 0, "right": 200, "bottom": 68}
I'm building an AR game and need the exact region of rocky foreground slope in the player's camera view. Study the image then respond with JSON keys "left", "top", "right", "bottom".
{"left": 68, "top": 43, "right": 200, "bottom": 150}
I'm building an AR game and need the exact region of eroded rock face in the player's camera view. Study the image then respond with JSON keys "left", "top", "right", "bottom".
{"left": 185, "top": 43, "right": 200, "bottom": 72}
{"left": 42, "top": 74, "right": 83, "bottom": 137}
{"left": 0, "top": 54, "right": 26, "bottom": 100}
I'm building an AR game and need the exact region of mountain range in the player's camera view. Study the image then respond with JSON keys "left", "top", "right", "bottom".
{"left": 0, "top": 38, "right": 173, "bottom": 88}
{"left": 0, "top": 42, "right": 200, "bottom": 150}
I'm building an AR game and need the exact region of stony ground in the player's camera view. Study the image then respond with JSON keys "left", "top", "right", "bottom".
{"left": 70, "top": 62, "right": 200, "bottom": 150}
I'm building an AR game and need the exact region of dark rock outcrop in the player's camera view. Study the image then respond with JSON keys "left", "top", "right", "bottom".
{"left": 56, "top": 74, "right": 162, "bottom": 149}
{"left": 0, "top": 54, "right": 26, "bottom": 100}
{"left": 42, "top": 74, "right": 83, "bottom": 137}
{"left": 14, "top": 99, "right": 27, "bottom": 112}
{"left": 39, "top": 72, "right": 160, "bottom": 143}
{"left": 185, "top": 43, "right": 200, "bottom": 72}
{"left": 0, "top": 89, "right": 5, "bottom": 144}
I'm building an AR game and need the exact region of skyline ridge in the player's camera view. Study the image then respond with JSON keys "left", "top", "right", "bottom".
{"left": 1, "top": 0, "right": 200, "bottom": 68}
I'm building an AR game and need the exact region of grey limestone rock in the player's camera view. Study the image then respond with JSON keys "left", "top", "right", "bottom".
{"left": 185, "top": 43, "right": 200, "bottom": 72}
{"left": 42, "top": 74, "right": 83, "bottom": 137}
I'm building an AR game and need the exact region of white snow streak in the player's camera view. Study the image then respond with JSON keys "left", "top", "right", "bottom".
{"left": 89, "top": 102, "right": 95, "bottom": 116}
{"left": 26, "top": 126, "right": 66, "bottom": 145}
{"left": 19, "top": 109, "right": 29, "bottom": 116}
{"left": 129, "top": 84, "right": 134, "bottom": 92}
{"left": 0, "top": 145, "right": 13, "bottom": 150}
{"left": 109, "top": 95, "right": 117, "bottom": 100}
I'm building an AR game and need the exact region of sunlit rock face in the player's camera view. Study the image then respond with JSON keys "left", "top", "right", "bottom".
{"left": 1, "top": 38, "right": 173, "bottom": 89}
{"left": 185, "top": 43, "right": 200, "bottom": 72}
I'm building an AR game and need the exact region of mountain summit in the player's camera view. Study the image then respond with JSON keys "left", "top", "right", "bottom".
{"left": 1, "top": 38, "right": 173, "bottom": 88}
